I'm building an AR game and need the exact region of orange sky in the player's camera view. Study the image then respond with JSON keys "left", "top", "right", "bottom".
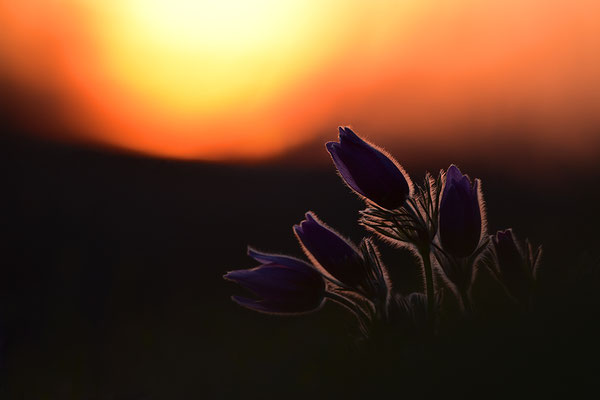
{"left": 1, "top": 0, "right": 599, "bottom": 162}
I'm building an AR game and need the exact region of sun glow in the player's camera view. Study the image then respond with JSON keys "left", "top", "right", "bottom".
{"left": 130, "top": 0, "right": 297, "bottom": 50}
{"left": 1, "top": 0, "right": 354, "bottom": 159}
{"left": 1, "top": 1, "right": 599, "bottom": 162}
{"left": 107, "top": 0, "right": 318, "bottom": 114}
{"left": 77, "top": 0, "right": 344, "bottom": 158}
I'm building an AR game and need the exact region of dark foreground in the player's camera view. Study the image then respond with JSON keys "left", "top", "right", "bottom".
{"left": 1, "top": 135, "right": 599, "bottom": 399}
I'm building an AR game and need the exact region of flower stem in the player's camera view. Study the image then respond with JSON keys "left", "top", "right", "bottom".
{"left": 418, "top": 244, "right": 435, "bottom": 333}
{"left": 459, "top": 287, "right": 472, "bottom": 316}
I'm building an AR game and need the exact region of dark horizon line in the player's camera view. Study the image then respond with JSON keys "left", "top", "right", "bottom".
{"left": 3, "top": 129, "right": 600, "bottom": 184}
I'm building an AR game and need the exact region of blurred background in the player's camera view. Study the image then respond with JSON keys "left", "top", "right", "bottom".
{"left": 1, "top": 1, "right": 600, "bottom": 398}
{"left": 2, "top": 0, "right": 599, "bottom": 167}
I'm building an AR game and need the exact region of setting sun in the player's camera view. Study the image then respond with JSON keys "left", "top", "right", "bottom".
{"left": 68, "top": 0, "right": 349, "bottom": 158}
{"left": 1, "top": 1, "right": 599, "bottom": 162}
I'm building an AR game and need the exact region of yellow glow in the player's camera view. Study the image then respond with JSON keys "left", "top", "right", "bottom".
{"left": 96, "top": 0, "right": 333, "bottom": 114}
{"left": 0, "top": 0, "right": 428, "bottom": 159}
{"left": 130, "top": 0, "right": 298, "bottom": 50}
{"left": 1, "top": 1, "right": 599, "bottom": 161}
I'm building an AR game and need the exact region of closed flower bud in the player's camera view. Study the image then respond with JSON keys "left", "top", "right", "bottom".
{"left": 439, "top": 165, "right": 483, "bottom": 257}
{"left": 294, "top": 212, "right": 365, "bottom": 288}
{"left": 492, "top": 229, "right": 533, "bottom": 304}
{"left": 224, "top": 248, "right": 325, "bottom": 314}
{"left": 326, "top": 127, "right": 412, "bottom": 210}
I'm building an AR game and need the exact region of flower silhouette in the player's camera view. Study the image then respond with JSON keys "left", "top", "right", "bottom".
{"left": 294, "top": 211, "right": 366, "bottom": 288}
{"left": 326, "top": 126, "right": 412, "bottom": 210}
{"left": 223, "top": 248, "right": 325, "bottom": 314}
{"left": 492, "top": 229, "right": 535, "bottom": 304}
{"left": 439, "top": 165, "right": 483, "bottom": 257}
{"left": 225, "top": 125, "right": 545, "bottom": 340}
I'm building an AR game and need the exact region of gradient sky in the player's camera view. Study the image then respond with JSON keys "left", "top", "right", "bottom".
{"left": 1, "top": 0, "right": 599, "bottom": 162}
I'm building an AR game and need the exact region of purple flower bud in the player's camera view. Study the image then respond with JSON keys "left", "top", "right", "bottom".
{"left": 492, "top": 229, "right": 532, "bottom": 304}
{"left": 223, "top": 248, "right": 325, "bottom": 314}
{"left": 294, "top": 212, "right": 365, "bottom": 287}
{"left": 439, "top": 165, "right": 483, "bottom": 257}
{"left": 326, "top": 127, "right": 412, "bottom": 210}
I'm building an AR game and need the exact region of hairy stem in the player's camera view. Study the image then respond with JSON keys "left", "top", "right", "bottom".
{"left": 419, "top": 245, "right": 435, "bottom": 333}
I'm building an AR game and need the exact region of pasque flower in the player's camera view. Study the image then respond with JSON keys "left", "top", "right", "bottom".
{"left": 326, "top": 127, "right": 412, "bottom": 210}
{"left": 223, "top": 248, "right": 325, "bottom": 314}
{"left": 294, "top": 212, "right": 365, "bottom": 288}
{"left": 439, "top": 165, "right": 483, "bottom": 257}
{"left": 492, "top": 229, "right": 533, "bottom": 304}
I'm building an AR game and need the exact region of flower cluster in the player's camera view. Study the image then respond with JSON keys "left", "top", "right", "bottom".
{"left": 224, "top": 127, "right": 542, "bottom": 338}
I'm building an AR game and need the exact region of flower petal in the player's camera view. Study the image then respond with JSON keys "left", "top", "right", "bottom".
{"left": 247, "top": 248, "right": 316, "bottom": 275}
{"left": 326, "top": 127, "right": 411, "bottom": 210}
{"left": 225, "top": 262, "right": 325, "bottom": 314}
{"left": 326, "top": 141, "right": 365, "bottom": 197}
{"left": 439, "top": 165, "right": 482, "bottom": 257}
{"left": 294, "top": 212, "right": 365, "bottom": 287}
{"left": 231, "top": 295, "right": 323, "bottom": 314}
